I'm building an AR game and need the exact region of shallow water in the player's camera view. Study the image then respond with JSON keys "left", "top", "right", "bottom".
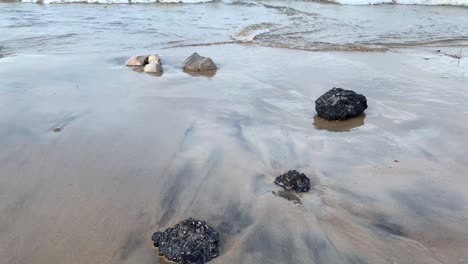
{"left": 0, "top": 1, "right": 468, "bottom": 54}
{"left": 1, "top": 1, "right": 468, "bottom": 264}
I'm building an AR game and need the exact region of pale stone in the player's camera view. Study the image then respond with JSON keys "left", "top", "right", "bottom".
{"left": 144, "top": 61, "right": 163, "bottom": 73}
{"left": 125, "top": 55, "right": 149, "bottom": 66}
{"left": 148, "top": 54, "right": 161, "bottom": 64}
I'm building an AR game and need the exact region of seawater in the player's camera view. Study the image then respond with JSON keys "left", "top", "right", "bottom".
{"left": 1, "top": 1, "right": 467, "bottom": 56}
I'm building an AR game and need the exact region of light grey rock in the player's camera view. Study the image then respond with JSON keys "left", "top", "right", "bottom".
{"left": 125, "top": 55, "right": 149, "bottom": 66}
{"left": 144, "top": 61, "right": 163, "bottom": 73}
{"left": 183, "top": 53, "right": 217, "bottom": 72}
{"left": 148, "top": 54, "right": 161, "bottom": 64}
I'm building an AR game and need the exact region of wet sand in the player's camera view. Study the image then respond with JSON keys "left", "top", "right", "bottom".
{"left": 0, "top": 45, "right": 467, "bottom": 264}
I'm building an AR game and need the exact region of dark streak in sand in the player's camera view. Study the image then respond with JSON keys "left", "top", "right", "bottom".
{"left": 217, "top": 202, "right": 253, "bottom": 235}
{"left": 334, "top": 187, "right": 377, "bottom": 204}
{"left": 183, "top": 148, "right": 224, "bottom": 211}
{"left": 158, "top": 163, "right": 194, "bottom": 227}
{"left": 372, "top": 215, "right": 406, "bottom": 237}
{"left": 243, "top": 226, "right": 298, "bottom": 263}
{"left": 217, "top": 112, "right": 265, "bottom": 161}
{"left": 118, "top": 228, "right": 145, "bottom": 261}
{"left": 390, "top": 183, "right": 463, "bottom": 219}
{"left": 0, "top": 191, "right": 36, "bottom": 234}
{"left": 303, "top": 235, "right": 368, "bottom": 264}
{"left": 156, "top": 125, "right": 199, "bottom": 227}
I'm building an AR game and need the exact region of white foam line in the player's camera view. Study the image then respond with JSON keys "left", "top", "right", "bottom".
{"left": 333, "top": 0, "right": 467, "bottom": 5}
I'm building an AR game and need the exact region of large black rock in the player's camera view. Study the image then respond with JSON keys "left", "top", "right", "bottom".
{"left": 315, "top": 87, "right": 367, "bottom": 121}
{"left": 151, "top": 218, "right": 220, "bottom": 264}
{"left": 274, "top": 170, "right": 311, "bottom": 193}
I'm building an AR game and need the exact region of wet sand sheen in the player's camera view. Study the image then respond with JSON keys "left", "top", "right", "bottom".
{"left": 0, "top": 45, "right": 467, "bottom": 264}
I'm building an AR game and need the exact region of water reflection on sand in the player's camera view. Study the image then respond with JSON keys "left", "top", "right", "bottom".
{"left": 313, "top": 114, "right": 366, "bottom": 132}
{"left": 0, "top": 45, "right": 467, "bottom": 264}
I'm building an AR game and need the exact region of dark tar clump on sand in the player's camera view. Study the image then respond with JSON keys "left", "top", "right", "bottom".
{"left": 152, "top": 218, "right": 220, "bottom": 264}
{"left": 274, "top": 170, "right": 311, "bottom": 193}
{"left": 315, "top": 87, "right": 367, "bottom": 121}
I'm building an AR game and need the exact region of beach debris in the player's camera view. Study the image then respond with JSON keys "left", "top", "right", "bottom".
{"left": 447, "top": 49, "right": 463, "bottom": 60}
{"left": 152, "top": 218, "right": 220, "bottom": 264}
{"left": 183, "top": 53, "right": 217, "bottom": 72}
{"left": 144, "top": 61, "right": 163, "bottom": 73}
{"left": 447, "top": 53, "right": 462, "bottom": 59}
{"left": 435, "top": 49, "right": 463, "bottom": 60}
{"left": 274, "top": 170, "right": 311, "bottom": 193}
{"left": 315, "top": 87, "right": 367, "bottom": 121}
{"left": 125, "top": 55, "right": 149, "bottom": 66}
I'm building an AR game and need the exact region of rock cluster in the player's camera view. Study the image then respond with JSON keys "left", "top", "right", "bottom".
{"left": 274, "top": 170, "right": 311, "bottom": 193}
{"left": 125, "top": 53, "right": 218, "bottom": 75}
{"left": 125, "top": 54, "right": 163, "bottom": 74}
{"left": 315, "top": 87, "right": 367, "bottom": 121}
{"left": 152, "top": 218, "right": 220, "bottom": 264}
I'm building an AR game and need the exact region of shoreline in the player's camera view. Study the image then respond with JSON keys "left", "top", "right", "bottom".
{"left": 5, "top": 0, "right": 468, "bottom": 7}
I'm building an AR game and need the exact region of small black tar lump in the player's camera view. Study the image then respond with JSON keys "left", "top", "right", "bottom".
{"left": 274, "top": 170, "right": 311, "bottom": 193}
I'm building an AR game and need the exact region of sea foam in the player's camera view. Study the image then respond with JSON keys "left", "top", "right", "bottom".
{"left": 333, "top": 0, "right": 467, "bottom": 5}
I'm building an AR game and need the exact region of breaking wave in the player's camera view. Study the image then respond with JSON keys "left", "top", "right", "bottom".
{"left": 232, "top": 23, "right": 279, "bottom": 42}
{"left": 229, "top": 0, "right": 468, "bottom": 53}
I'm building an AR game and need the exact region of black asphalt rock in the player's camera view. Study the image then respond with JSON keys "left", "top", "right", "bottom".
{"left": 274, "top": 170, "right": 311, "bottom": 193}
{"left": 151, "top": 218, "right": 220, "bottom": 264}
{"left": 315, "top": 87, "right": 367, "bottom": 120}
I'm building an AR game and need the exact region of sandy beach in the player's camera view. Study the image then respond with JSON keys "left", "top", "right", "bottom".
{"left": 1, "top": 1, "right": 468, "bottom": 264}
{"left": 1, "top": 44, "right": 467, "bottom": 263}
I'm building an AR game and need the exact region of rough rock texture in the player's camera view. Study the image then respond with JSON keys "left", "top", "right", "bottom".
{"left": 315, "top": 87, "right": 367, "bottom": 121}
{"left": 144, "top": 61, "right": 163, "bottom": 73}
{"left": 274, "top": 170, "right": 311, "bottom": 193}
{"left": 148, "top": 54, "right": 162, "bottom": 64}
{"left": 152, "top": 218, "right": 220, "bottom": 264}
{"left": 183, "top": 53, "right": 217, "bottom": 71}
{"left": 125, "top": 55, "right": 149, "bottom": 66}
